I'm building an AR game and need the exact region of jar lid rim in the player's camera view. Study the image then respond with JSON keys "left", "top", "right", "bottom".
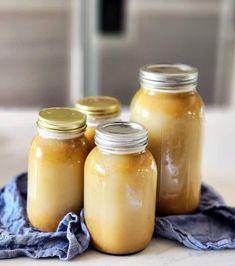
{"left": 37, "top": 107, "right": 86, "bottom": 134}
{"left": 75, "top": 96, "right": 121, "bottom": 117}
{"left": 140, "top": 63, "right": 198, "bottom": 87}
{"left": 95, "top": 121, "right": 148, "bottom": 154}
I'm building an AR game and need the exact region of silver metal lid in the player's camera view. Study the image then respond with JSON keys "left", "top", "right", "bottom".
{"left": 95, "top": 121, "right": 148, "bottom": 154}
{"left": 140, "top": 64, "right": 198, "bottom": 90}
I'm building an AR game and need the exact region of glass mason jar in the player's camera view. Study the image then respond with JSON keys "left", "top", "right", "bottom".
{"left": 130, "top": 64, "right": 204, "bottom": 215}
{"left": 75, "top": 96, "right": 121, "bottom": 150}
{"left": 84, "top": 122, "right": 157, "bottom": 255}
{"left": 27, "top": 108, "right": 89, "bottom": 232}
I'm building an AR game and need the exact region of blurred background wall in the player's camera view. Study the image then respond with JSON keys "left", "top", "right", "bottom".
{"left": 0, "top": 0, "right": 70, "bottom": 107}
{"left": 0, "top": 0, "right": 235, "bottom": 108}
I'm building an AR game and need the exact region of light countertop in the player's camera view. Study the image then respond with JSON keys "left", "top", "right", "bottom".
{"left": 0, "top": 107, "right": 235, "bottom": 265}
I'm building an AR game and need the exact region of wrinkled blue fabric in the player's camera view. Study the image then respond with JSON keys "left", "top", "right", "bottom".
{"left": 0, "top": 173, "right": 90, "bottom": 260}
{"left": 155, "top": 183, "right": 235, "bottom": 250}
{"left": 0, "top": 173, "right": 234, "bottom": 260}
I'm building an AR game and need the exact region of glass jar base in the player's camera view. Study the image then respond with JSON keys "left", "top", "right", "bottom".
{"left": 91, "top": 241, "right": 150, "bottom": 256}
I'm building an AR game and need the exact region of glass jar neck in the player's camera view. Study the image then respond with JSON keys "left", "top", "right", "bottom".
{"left": 87, "top": 114, "right": 120, "bottom": 127}
{"left": 97, "top": 146, "right": 146, "bottom": 155}
{"left": 141, "top": 81, "right": 197, "bottom": 93}
{"left": 37, "top": 127, "right": 84, "bottom": 140}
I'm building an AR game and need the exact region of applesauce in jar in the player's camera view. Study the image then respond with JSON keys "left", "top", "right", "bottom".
{"left": 75, "top": 96, "right": 121, "bottom": 150}
{"left": 130, "top": 64, "right": 204, "bottom": 215}
{"left": 27, "top": 108, "right": 89, "bottom": 232}
{"left": 84, "top": 122, "right": 157, "bottom": 254}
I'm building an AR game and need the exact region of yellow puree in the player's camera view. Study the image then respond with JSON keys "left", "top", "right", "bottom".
{"left": 85, "top": 125, "right": 96, "bottom": 150}
{"left": 27, "top": 135, "right": 89, "bottom": 232}
{"left": 130, "top": 88, "right": 204, "bottom": 214}
{"left": 84, "top": 147, "right": 157, "bottom": 254}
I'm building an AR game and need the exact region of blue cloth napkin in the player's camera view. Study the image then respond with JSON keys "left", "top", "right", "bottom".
{"left": 0, "top": 173, "right": 235, "bottom": 261}
{"left": 0, "top": 173, "right": 90, "bottom": 260}
{"left": 155, "top": 183, "right": 235, "bottom": 249}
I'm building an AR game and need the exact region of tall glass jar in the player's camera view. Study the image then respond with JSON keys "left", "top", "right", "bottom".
{"left": 75, "top": 96, "right": 121, "bottom": 150}
{"left": 84, "top": 122, "right": 157, "bottom": 255}
{"left": 130, "top": 64, "right": 204, "bottom": 215}
{"left": 27, "top": 108, "right": 89, "bottom": 232}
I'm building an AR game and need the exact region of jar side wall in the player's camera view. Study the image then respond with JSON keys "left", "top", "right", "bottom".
{"left": 84, "top": 148, "right": 157, "bottom": 254}
{"left": 130, "top": 87, "right": 204, "bottom": 214}
{"left": 27, "top": 135, "right": 89, "bottom": 231}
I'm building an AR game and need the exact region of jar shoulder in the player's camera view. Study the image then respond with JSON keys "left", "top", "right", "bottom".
{"left": 130, "top": 88, "right": 204, "bottom": 118}
{"left": 29, "top": 134, "right": 89, "bottom": 161}
{"left": 85, "top": 147, "right": 157, "bottom": 177}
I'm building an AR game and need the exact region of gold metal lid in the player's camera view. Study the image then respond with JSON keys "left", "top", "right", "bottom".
{"left": 75, "top": 96, "right": 121, "bottom": 117}
{"left": 37, "top": 107, "right": 86, "bottom": 134}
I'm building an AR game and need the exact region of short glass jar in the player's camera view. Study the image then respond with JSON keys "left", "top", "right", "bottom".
{"left": 75, "top": 96, "right": 121, "bottom": 150}
{"left": 27, "top": 108, "right": 89, "bottom": 232}
{"left": 130, "top": 64, "right": 204, "bottom": 215}
{"left": 84, "top": 121, "right": 157, "bottom": 255}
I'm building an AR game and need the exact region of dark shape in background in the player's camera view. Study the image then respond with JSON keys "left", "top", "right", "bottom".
{"left": 99, "top": 0, "right": 125, "bottom": 34}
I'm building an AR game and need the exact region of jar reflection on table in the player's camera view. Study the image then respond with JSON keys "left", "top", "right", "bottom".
{"left": 75, "top": 96, "right": 121, "bottom": 150}
{"left": 27, "top": 108, "right": 89, "bottom": 232}
{"left": 130, "top": 64, "right": 204, "bottom": 215}
{"left": 84, "top": 122, "right": 157, "bottom": 255}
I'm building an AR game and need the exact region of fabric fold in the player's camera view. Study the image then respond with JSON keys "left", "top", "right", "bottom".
{"left": 0, "top": 173, "right": 90, "bottom": 260}
{"left": 155, "top": 183, "right": 235, "bottom": 250}
{"left": 0, "top": 173, "right": 235, "bottom": 260}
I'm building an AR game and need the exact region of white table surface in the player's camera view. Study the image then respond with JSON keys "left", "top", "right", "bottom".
{"left": 0, "top": 107, "right": 235, "bottom": 265}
